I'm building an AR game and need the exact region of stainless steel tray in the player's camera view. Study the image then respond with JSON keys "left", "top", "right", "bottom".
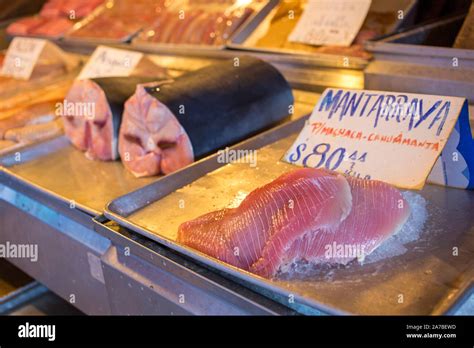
{"left": 229, "top": 0, "right": 418, "bottom": 66}
{"left": 365, "top": 14, "right": 474, "bottom": 68}
{"left": 104, "top": 117, "right": 474, "bottom": 315}
{"left": 0, "top": 90, "right": 316, "bottom": 217}
{"left": 0, "top": 136, "right": 156, "bottom": 216}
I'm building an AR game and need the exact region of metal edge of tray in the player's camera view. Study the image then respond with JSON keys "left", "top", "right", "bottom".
{"left": 4, "top": 32, "right": 63, "bottom": 43}
{"left": 103, "top": 115, "right": 352, "bottom": 315}
{"left": 103, "top": 116, "right": 474, "bottom": 315}
{"left": 105, "top": 115, "right": 307, "bottom": 217}
{"left": 61, "top": 35, "right": 137, "bottom": 46}
{"left": 227, "top": 0, "right": 418, "bottom": 68}
{"left": 226, "top": 44, "right": 369, "bottom": 70}
{"left": 92, "top": 216, "right": 298, "bottom": 315}
{"left": 103, "top": 208, "right": 347, "bottom": 315}
{"left": 54, "top": 38, "right": 368, "bottom": 75}
{"left": 105, "top": 183, "right": 474, "bottom": 314}
{"left": 364, "top": 14, "right": 474, "bottom": 61}
{"left": 433, "top": 266, "right": 474, "bottom": 315}
{"left": 0, "top": 281, "right": 48, "bottom": 314}
{"left": 130, "top": 0, "right": 279, "bottom": 53}
{"left": 0, "top": 135, "right": 101, "bottom": 218}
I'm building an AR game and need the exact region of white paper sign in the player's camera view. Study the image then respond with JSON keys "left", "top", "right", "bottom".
{"left": 78, "top": 46, "right": 144, "bottom": 80}
{"left": 289, "top": 0, "right": 372, "bottom": 47}
{"left": 0, "top": 38, "right": 47, "bottom": 80}
{"left": 283, "top": 88, "right": 467, "bottom": 190}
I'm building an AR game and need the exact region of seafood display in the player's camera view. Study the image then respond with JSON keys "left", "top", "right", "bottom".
{"left": 119, "top": 56, "right": 293, "bottom": 177}
{"left": 62, "top": 76, "right": 165, "bottom": 161}
{"left": 177, "top": 168, "right": 411, "bottom": 278}
{"left": 135, "top": 0, "right": 260, "bottom": 46}
{"left": 66, "top": 0, "right": 168, "bottom": 42}
{"left": 4, "top": 118, "right": 63, "bottom": 143}
{"left": 65, "top": 0, "right": 260, "bottom": 44}
{"left": 6, "top": 0, "right": 103, "bottom": 38}
{"left": 0, "top": 48, "right": 80, "bottom": 154}
{"left": 0, "top": 100, "right": 59, "bottom": 138}
{"left": 1, "top": 0, "right": 473, "bottom": 320}
{"left": 248, "top": 0, "right": 407, "bottom": 58}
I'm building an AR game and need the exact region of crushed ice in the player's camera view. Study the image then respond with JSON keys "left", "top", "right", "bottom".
{"left": 277, "top": 191, "right": 428, "bottom": 279}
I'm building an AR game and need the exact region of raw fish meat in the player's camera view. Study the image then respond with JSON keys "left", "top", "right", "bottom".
{"left": 0, "top": 100, "right": 59, "bottom": 139}
{"left": 177, "top": 168, "right": 410, "bottom": 278}
{"left": 119, "top": 56, "right": 293, "bottom": 177}
{"left": 7, "top": 0, "right": 103, "bottom": 37}
{"left": 4, "top": 119, "right": 63, "bottom": 143}
{"left": 66, "top": 0, "right": 162, "bottom": 41}
{"left": 62, "top": 76, "right": 164, "bottom": 161}
{"left": 6, "top": 17, "right": 47, "bottom": 35}
{"left": 137, "top": 4, "right": 255, "bottom": 46}
{"left": 30, "top": 17, "right": 74, "bottom": 37}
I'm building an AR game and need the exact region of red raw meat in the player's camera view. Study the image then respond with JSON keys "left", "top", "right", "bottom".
{"left": 40, "top": 0, "right": 103, "bottom": 19}
{"left": 177, "top": 168, "right": 410, "bottom": 278}
{"left": 138, "top": 4, "right": 254, "bottom": 46}
{"left": 31, "top": 17, "right": 73, "bottom": 37}
{"left": 6, "top": 17, "right": 48, "bottom": 35}
{"left": 40, "top": 0, "right": 64, "bottom": 18}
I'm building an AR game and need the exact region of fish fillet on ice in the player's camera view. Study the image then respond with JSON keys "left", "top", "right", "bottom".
{"left": 177, "top": 168, "right": 410, "bottom": 278}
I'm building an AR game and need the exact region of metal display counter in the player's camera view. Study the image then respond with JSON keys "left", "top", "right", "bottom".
{"left": 0, "top": 32, "right": 473, "bottom": 315}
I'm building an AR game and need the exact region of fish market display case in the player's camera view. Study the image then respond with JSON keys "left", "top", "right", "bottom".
{"left": 1, "top": 6, "right": 474, "bottom": 315}
{"left": 229, "top": 0, "right": 418, "bottom": 62}
{"left": 102, "top": 116, "right": 474, "bottom": 315}
{"left": 365, "top": 10, "right": 474, "bottom": 105}
{"left": 2, "top": 110, "right": 473, "bottom": 315}
{"left": 0, "top": 58, "right": 320, "bottom": 314}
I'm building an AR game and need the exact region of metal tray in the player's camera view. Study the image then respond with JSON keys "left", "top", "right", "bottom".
{"left": 131, "top": 0, "right": 278, "bottom": 53}
{"left": 228, "top": 0, "right": 418, "bottom": 66}
{"left": 104, "top": 117, "right": 474, "bottom": 315}
{"left": 0, "top": 136, "right": 156, "bottom": 216}
{"left": 0, "top": 89, "right": 316, "bottom": 217}
{"left": 365, "top": 14, "right": 474, "bottom": 67}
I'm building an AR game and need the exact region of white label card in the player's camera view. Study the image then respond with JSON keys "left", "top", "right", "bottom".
{"left": 78, "top": 46, "right": 144, "bottom": 80}
{"left": 0, "top": 38, "right": 47, "bottom": 80}
{"left": 289, "top": 0, "right": 372, "bottom": 47}
{"left": 283, "top": 88, "right": 466, "bottom": 190}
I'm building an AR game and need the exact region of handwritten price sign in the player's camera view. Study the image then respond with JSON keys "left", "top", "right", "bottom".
{"left": 0, "top": 38, "right": 47, "bottom": 80}
{"left": 289, "top": 0, "right": 372, "bottom": 47}
{"left": 78, "top": 46, "right": 144, "bottom": 80}
{"left": 283, "top": 88, "right": 473, "bottom": 189}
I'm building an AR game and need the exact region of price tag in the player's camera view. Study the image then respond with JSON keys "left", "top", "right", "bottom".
{"left": 0, "top": 38, "right": 47, "bottom": 80}
{"left": 289, "top": 0, "right": 372, "bottom": 47}
{"left": 283, "top": 88, "right": 473, "bottom": 190}
{"left": 78, "top": 46, "right": 144, "bottom": 80}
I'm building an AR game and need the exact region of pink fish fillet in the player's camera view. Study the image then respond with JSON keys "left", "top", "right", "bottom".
{"left": 118, "top": 85, "right": 193, "bottom": 177}
{"left": 177, "top": 168, "right": 410, "bottom": 278}
{"left": 62, "top": 79, "right": 115, "bottom": 161}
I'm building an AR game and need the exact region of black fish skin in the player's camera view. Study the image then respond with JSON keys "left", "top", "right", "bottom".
{"left": 144, "top": 56, "right": 294, "bottom": 158}
{"left": 92, "top": 76, "right": 162, "bottom": 142}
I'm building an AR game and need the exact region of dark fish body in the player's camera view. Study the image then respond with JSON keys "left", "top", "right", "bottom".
{"left": 120, "top": 56, "right": 294, "bottom": 177}
{"left": 62, "top": 76, "right": 162, "bottom": 160}
{"left": 144, "top": 56, "right": 293, "bottom": 158}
